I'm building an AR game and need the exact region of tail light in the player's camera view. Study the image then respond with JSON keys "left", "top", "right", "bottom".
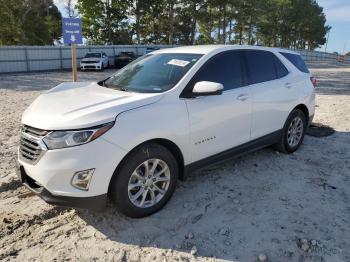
{"left": 310, "top": 77, "right": 317, "bottom": 88}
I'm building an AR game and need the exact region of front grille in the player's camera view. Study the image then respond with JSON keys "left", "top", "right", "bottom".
{"left": 82, "top": 61, "right": 98, "bottom": 64}
{"left": 19, "top": 125, "right": 49, "bottom": 164}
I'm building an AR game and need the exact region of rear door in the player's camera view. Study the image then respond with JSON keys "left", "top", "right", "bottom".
{"left": 184, "top": 50, "right": 252, "bottom": 162}
{"left": 245, "top": 50, "right": 296, "bottom": 139}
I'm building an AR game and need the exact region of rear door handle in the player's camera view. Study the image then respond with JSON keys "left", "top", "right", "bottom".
{"left": 237, "top": 94, "right": 249, "bottom": 101}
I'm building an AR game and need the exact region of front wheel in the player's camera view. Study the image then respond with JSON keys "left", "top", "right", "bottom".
{"left": 109, "top": 143, "right": 178, "bottom": 218}
{"left": 275, "top": 109, "right": 307, "bottom": 154}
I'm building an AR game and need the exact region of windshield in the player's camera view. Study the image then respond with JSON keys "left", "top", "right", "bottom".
{"left": 85, "top": 53, "right": 101, "bottom": 58}
{"left": 104, "top": 53, "right": 202, "bottom": 93}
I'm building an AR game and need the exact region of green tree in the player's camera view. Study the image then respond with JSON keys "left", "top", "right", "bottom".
{"left": 0, "top": 0, "right": 61, "bottom": 45}
{"left": 77, "top": 0, "right": 131, "bottom": 44}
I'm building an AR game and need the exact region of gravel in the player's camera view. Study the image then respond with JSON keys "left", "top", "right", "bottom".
{"left": 0, "top": 67, "right": 350, "bottom": 261}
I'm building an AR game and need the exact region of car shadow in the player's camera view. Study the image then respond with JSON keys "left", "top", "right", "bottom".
{"left": 76, "top": 130, "right": 350, "bottom": 261}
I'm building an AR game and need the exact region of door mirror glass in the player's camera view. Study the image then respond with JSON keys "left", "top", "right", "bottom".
{"left": 192, "top": 81, "right": 223, "bottom": 96}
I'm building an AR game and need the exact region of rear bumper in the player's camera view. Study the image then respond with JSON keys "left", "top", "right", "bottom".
{"left": 308, "top": 114, "right": 314, "bottom": 126}
{"left": 17, "top": 164, "right": 107, "bottom": 210}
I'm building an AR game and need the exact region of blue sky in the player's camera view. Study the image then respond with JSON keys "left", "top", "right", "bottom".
{"left": 54, "top": 0, "right": 349, "bottom": 53}
{"left": 316, "top": 0, "right": 350, "bottom": 53}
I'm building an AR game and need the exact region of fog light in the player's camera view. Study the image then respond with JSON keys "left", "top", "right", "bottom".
{"left": 71, "top": 169, "right": 95, "bottom": 191}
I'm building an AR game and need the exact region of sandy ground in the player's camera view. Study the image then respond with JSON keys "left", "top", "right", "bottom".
{"left": 0, "top": 66, "right": 350, "bottom": 262}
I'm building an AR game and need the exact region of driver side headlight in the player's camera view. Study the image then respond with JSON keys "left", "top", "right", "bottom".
{"left": 43, "top": 122, "right": 114, "bottom": 150}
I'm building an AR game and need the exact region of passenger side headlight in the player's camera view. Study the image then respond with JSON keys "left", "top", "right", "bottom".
{"left": 43, "top": 122, "right": 114, "bottom": 150}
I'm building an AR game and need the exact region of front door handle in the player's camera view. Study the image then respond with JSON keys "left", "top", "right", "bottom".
{"left": 237, "top": 94, "right": 249, "bottom": 101}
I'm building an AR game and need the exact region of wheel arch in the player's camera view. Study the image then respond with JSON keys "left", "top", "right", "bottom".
{"left": 293, "top": 104, "right": 309, "bottom": 124}
{"left": 108, "top": 138, "right": 185, "bottom": 195}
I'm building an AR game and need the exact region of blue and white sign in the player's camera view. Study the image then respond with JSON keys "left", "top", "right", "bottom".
{"left": 62, "top": 18, "right": 83, "bottom": 44}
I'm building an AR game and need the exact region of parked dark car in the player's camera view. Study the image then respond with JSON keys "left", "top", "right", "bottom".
{"left": 145, "top": 46, "right": 160, "bottom": 54}
{"left": 114, "top": 52, "right": 136, "bottom": 68}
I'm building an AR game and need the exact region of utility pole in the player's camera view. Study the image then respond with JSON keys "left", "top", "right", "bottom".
{"left": 71, "top": 43, "right": 77, "bottom": 82}
{"left": 325, "top": 30, "right": 330, "bottom": 53}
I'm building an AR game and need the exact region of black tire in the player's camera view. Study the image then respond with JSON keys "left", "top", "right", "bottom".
{"left": 109, "top": 143, "right": 178, "bottom": 218}
{"left": 275, "top": 109, "right": 307, "bottom": 154}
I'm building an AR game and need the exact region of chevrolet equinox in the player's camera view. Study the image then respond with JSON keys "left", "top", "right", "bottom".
{"left": 17, "top": 45, "right": 316, "bottom": 217}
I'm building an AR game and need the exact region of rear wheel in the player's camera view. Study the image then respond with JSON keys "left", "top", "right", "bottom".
{"left": 109, "top": 143, "right": 178, "bottom": 218}
{"left": 275, "top": 109, "right": 307, "bottom": 154}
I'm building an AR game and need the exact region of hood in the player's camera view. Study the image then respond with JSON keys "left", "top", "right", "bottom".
{"left": 81, "top": 58, "right": 101, "bottom": 63}
{"left": 22, "top": 82, "right": 162, "bottom": 130}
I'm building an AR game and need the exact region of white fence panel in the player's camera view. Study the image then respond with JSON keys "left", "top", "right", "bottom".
{"left": 0, "top": 45, "right": 348, "bottom": 73}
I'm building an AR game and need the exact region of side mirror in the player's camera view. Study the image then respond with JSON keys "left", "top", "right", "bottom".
{"left": 192, "top": 81, "right": 223, "bottom": 97}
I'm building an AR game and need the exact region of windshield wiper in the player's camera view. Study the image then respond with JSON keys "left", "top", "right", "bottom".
{"left": 97, "top": 77, "right": 110, "bottom": 87}
{"left": 104, "top": 83, "right": 129, "bottom": 92}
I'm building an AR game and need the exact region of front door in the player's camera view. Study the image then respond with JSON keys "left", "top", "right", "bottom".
{"left": 183, "top": 50, "right": 252, "bottom": 162}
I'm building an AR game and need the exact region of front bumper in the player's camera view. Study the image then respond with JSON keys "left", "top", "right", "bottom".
{"left": 17, "top": 164, "right": 107, "bottom": 210}
{"left": 80, "top": 62, "right": 102, "bottom": 70}
{"left": 17, "top": 136, "right": 127, "bottom": 209}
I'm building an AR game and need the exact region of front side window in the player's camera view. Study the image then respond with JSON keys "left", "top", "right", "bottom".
{"left": 188, "top": 50, "right": 244, "bottom": 91}
{"left": 245, "top": 50, "right": 277, "bottom": 85}
{"left": 85, "top": 52, "right": 102, "bottom": 58}
{"left": 104, "top": 53, "right": 202, "bottom": 93}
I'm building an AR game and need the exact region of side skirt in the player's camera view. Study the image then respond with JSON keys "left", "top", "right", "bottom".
{"left": 183, "top": 129, "right": 282, "bottom": 177}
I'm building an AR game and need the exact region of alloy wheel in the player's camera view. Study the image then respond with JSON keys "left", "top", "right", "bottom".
{"left": 287, "top": 116, "right": 304, "bottom": 147}
{"left": 127, "top": 159, "right": 170, "bottom": 208}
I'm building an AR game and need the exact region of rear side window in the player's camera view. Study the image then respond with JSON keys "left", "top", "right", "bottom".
{"left": 273, "top": 55, "right": 289, "bottom": 78}
{"left": 280, "top": 52, "right": 309, "bottom": 73}
{"left": 245, "top": 50, "right": 277, "bottom": 85}
{"left": 190, "top": 50, "right": 244, "bottom": 91}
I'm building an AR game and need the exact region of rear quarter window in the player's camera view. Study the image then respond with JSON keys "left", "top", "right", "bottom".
{"left": 273, "top": 55, "right": 289, "bottom": 78}
{"left": 280, "top": 52, "right": 309, "bottom": 73}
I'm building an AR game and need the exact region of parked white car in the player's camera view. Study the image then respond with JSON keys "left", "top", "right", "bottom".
{"left": 80, "top": 52, "right": 109, "bottom": 71}
{"left": 17, "top": 45, "right": 316, "bottom": 217}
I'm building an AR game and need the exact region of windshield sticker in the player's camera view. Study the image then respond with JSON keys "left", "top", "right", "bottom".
{"left": 167, "top": 59, "right": 190, "bottom": 67}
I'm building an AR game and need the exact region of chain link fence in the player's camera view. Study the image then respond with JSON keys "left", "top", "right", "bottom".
{"left": 0, "top": 45, "right": 349, "bottom": 74}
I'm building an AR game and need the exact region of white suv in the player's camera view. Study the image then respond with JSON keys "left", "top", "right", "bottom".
{"left": 80, "top": 52, "right": 109, "bottom": 71}
{"left": 17, "top": 45, "right": 315, "bottom": 217}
